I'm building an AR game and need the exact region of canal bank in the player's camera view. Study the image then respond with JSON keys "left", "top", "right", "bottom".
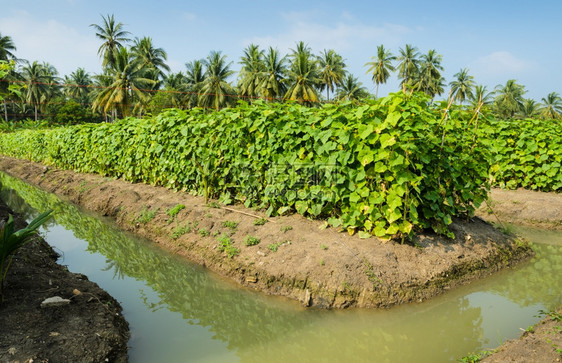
{"left": 0, "top": 156, "right": 534, "bottom": 309}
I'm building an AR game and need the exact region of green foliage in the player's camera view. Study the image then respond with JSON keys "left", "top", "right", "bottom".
{"left": 198, "top": 228, "right": 210, "bottom": 237}
{"left": 0, "top": 119, "right": 50, "bottom": 133}
{"left": 537, "top": 309, "right": 562, "bottom": 322}
{"left": 170, "top": 222, "right": 192, "bottom": 240}
{"left": 281, "top": 225, "right": 293, "bottom": 233}
{"left": 0, "top": 92, "right": 492, "bottom": 238}
{"left": 217, "top": 234, "right": 239, "bottom": 258}
{"left": 481, "top": 118, "right": 561, "bottom": 192}
{"left": 253, "top": 218, "right": 268, "bottom": 226}
{"left": 135, "top": 206, "right": 158, "bottom": 224}
{"left": 1, "top": 209, "right": 53, "bottom": 297}
{"left": 222, "top": 220, "right": 239, "bottom": 230}
{"left": 458, "top": 350, "right": 493, "bottom": 363}
{"left": 267, "top": 241, "right": 285, "bottom": 252}
{"left": 243, "top": 235, "right": 260, "bottom": 246}
{"left": 48, "top": 100, "right": 99, "bottom": 125}
{"left": 166, "top": 204, "right": 185, "bottom": 219}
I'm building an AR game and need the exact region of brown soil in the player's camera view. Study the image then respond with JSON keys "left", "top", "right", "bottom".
{"left": 482, "top": 307, "right": 562, "bottom": 363}
{"left": 476, "top": 188, "right": 562, "bottom": 230}
{"left": 0, "top": 156, "right": 534, "bottom": 310}
{"left": 0, "top": 199, "right": 129, "bottom": 362}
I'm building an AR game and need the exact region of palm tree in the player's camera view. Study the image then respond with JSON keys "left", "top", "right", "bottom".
{"left": 131, "top": 36, "right": 170, "bottom": 80}
{"left": 493, "top": 79, "right": 526, "bottom": 118}
{"left": 539, "top": 92, "right": 562, "bottom": 119}
{"left": 317, "top": 49, "right": 346, "bottom": 101}
{"left": 258, "top": 47, "right": 287, "bottom": 102}
{"left": 415, "top": 49, "right": 445, "bottom": 99}
{"left": 471, "top": 85, "right": 493, "bottom": 106}
{"left": 238, "top": 44, "right": 265, "bottom": 101}
{"left": 520, "top": 99, "right": 539, "bottom": 118}
{"left": 449, "top": 68, "right": 475, "bottom": 104}
{"left": 92, "top": 47, "right": 157, "bottom": 119}
{"left": 284, "top": 42, "right": 320, "bottom": 104}
{"left": 40, "top": 62, "right": 62, "bottom": 111}
{"left": 162, "top": 72, "right": 188, "bottom": 108}
{"left": 0, "top": 34, "right": 17, "bottom": 121}
{"left": 64, "top": 68, "right": 92, "bottom": 105}
{"left": 364, "top": 45, "right": 396, "bottom": 98}
{"left": 336, "top": 74, "right": 369, "bottom": 102}
{"left": 0, "top": 33, "right": 17, "bottom": 61}
{"left": 199, "top": 51, "right": 235, "bottom": 110}
{"left": 185, "top": 59, "right": 205, "bottom": 108}
{"left": 20, "top": 61, "right": 57, "bottom": 121}
{"left": 396, "top": 44, "right": 419, "bottom": 89}
{"left": 90, "top": 14, "right": 131, "bottom": 68}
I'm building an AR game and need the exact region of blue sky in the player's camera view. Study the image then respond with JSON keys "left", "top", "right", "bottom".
{"left": 1, "top": 0, "right": 560, "bottom": 100}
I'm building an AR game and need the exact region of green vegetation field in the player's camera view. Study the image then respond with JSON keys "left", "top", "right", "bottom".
{"left": 0, "top": 92, "right": 560, "bottom": 239}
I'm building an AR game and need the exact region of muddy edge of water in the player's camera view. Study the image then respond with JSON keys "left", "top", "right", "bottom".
{"left": 0, "top": 199, "right": 129, "bottom": 363}
{"left": 0, "top": 156, "right": 534, "bottom": 309}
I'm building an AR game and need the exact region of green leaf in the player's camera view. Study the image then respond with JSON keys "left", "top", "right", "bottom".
{"left": 295, "top": 201, "right": 308, "bottom": 215}
{"left": 358, "top": 231, "right": 371, "bottom": 239}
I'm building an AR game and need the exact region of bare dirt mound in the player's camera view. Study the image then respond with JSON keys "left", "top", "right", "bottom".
{"left": 0, "top": 156, "right": 533, "bottom": 309}
{"left": 482, "top": 307, "right": 562, "bottom": 363}
{"left": 476, "top": 188, "right": 562, "bottom": 230}
{"left": 0, "top": 199, "right": 129, "bottom": 363}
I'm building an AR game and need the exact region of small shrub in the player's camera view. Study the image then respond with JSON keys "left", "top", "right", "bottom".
{"left": 253, "top": 218, "right": 267, "bottom": 226}
{"left": 217, "top": 234, "right": 239, "bottom": 258}
{"left": 198, "top": 228, "right": 210, "bottom": 237}
{"left": 222, "top": 220, "right": 239, "bottom": 230}
{"left": 244, "top": 235, "right": 260, "bottom": 246}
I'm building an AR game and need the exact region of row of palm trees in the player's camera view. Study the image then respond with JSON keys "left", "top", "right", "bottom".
{"left": 1, "top": 15, "right": 561, "bottom": 122}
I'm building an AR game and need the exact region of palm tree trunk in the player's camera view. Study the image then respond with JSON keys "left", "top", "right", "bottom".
{"left": 34, "top": 105, "right": 38, "bottom": 121}
{"left": 3, "top": 102, "right": 7, "bottom": 122}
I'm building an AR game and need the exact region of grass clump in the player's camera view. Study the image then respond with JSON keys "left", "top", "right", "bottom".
{"left": 267, "top": 240, "right": 290, "bottom": 252}
{"left": 170, "top": 222, "right": 192, "bottom": 240}
{"left": 166, "top": 204, "right": 185, "bottom": 221}
{"left": 198, "top": 228, "right": 210, "bottom": 237}
{"left": 135, "top": 206, "right": 158, "bottom": 224}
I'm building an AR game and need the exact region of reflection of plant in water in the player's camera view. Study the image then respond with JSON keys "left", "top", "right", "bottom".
{"left": 0, "top": 172, "right": 308, "bottom": 349}
{"left": 0, "top": 172, "right": 511, "bottom": 362}
{"left": 101, "top": 259, "right": 126, "bottom": 280}
{"left": 489, "top": 242, "right": 562, "bottom": 308}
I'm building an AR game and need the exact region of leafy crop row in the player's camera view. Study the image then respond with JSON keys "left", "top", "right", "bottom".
{"left": 0, "top": 92, "right": 489, "bottom": 238}
{"left": 480, "top": 118, "right": 561, "bottom": 192}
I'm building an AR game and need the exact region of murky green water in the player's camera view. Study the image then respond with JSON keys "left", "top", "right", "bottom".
{"left": 1, "top": 171, "right": 560, "bottom": 362}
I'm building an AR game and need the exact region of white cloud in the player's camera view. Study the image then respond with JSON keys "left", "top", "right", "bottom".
{"left": 0, "top": 10, "right": 101, "bottom": 76}
{"left": 244, "top": 12, "right": 409, "bottom": 54}
{"left": 471, "top": 51, "right": 535, "bottom": 76}
{"left": 182, "top": 12, "right": 197, "bottom": 22}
